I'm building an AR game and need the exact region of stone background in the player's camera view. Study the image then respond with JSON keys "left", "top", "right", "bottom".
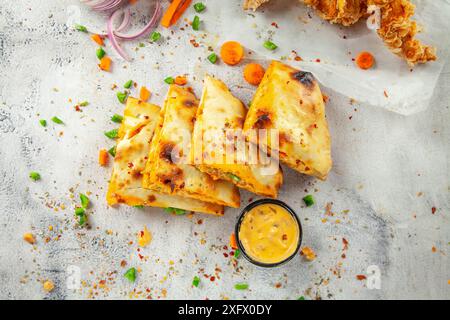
{"left": 0, "top": 0, "right": 448, "bottom": 299}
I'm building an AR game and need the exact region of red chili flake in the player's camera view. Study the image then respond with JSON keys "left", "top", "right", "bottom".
{"left": 315, "top": 58, "right": 321, "bottom": 63}
{"left": 271, "top": 22, "right": 279, "bottom": 28}
{"left": 75, "top": 105, "right": 82, "bottom": 112}
{"left": 190, "top": 39, "right": 199, "bottom": 48}
{"left": 197, "top": 219, "right": 203, "bottom": 225}
{"left": 223, "top": 245, "right": 228, "bottom": 250}
{"left": 210, "top": 276, "right": 215, "bottom": 282}
{"left": 230, "top": 251, "right": 234, "bottom": 256}
{"left": 342, "top": 238, "right": 349, "bottom": 250}
{"left": 275, "top": 283, "right": 282, "bottom": 288}
{"left": 356, "top": 275, "right": 367, "bottom": 281}
{"left": 223, "top": 253, "right": 229, "bottom": 258}
{"left": 120, "top": 260, "right": 127, "bottom": 268}
{"left": 384, "top": 90, "right": 389, "bottom": 98}
{"left": 138, "top": 254, "right": 144, "bottom": 260}
{"left": 431, "top": 207, "right": 437, "bottom": 214}
{"left": 282, "top": 234, "right": 288, "bottom": 241}
{"left": 127, "top": 162, "right": 134, "bottom": 168}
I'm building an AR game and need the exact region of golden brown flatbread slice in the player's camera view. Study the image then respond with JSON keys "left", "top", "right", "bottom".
{"left": 191, "top": 75, "right": 283, "bottom": 197}
{"left": 106, "top": 97, "right": 224, "bottom": 215}
{"left": 243, "top": 61, "right": 332, "bottom": 180}
{"left": 142, "top": 86, "right": 240, "bottom": 208}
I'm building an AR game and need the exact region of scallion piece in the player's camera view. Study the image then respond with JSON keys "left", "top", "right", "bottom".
{"left": 74, "top": 24, "right": 88, "bottom": 33}
{"left": 79, "top": 101, "right": 89, "bottom": 107}
{"left": 104, "top": 129, "right": 119, "bottom": 139}
{"left": 133, "top": 205, "right": 144, "bottom": 209}
{"left": 164, "top": 77, "right": 175, "bottom": 84}
{"left": 302, "top": 195, "right": 314, "bottom": 207}
{"left": 234, "top": 283, "right": 249, "bottom": 290}
{"left": 124, "top": 267, "right": 136, "bottom": 283}
{"left": 192, "top": 276, "right": 200, "bottom": 287}
{"left": 234, "top": 249, "right": 241, "bottom": 258}
{"left": 207, "top": 53, "right": 217, "bottom": 64}
{"left": 228, "top": 174, "right": 241, "bottom": 183}
{"left": 80, "top": 193, "right": 89, "bottom": 209}
{"left": 150, "top": 31, "right": 161, "bottom": 42}
{"left": 164, "top": 207, "right": 186, "bottom": 215}
{"left": 123, "top": 80, "right": 133, "bottom": 89}
{"left": 111, "top": 114, "right": 123, "bottom": 123}
{"left": 39, "top": 119, "right": 47, "bottom": 127}
{"left": 108, "top": 146, "right": 116, "bottom": 157}
{"left": 29, "top": 172, "right": 41, "bottom": 181}
{"left": 96, "top": 47, "right": 106, "bottom": 60}
{"left": 75, "top": 207, "right": 85, "bottom": 216}
{"left": 116, "top": 92, "right": 128, "bottom": 104}
{"left": 194, "top": 3, "right": 206, "bottom": 13}
{"left": 51, "top": 116, "right": 64, "bottom": 125}
{"left": 263, "top": 41, "right": 278, "bottom": 51}
{"left": 192, "top": 16, "right": 200, "bottom": 31}
{"left": 297, "top": 296, "right": 306, "bottom": 300}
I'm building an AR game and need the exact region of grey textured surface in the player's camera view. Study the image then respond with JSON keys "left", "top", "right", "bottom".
{"left": 0, "top": 0, "right": 449, "bottom": 300}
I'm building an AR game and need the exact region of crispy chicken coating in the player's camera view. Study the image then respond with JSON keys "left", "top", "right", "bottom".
{"left": 243, "top": 0, "right": 271, "bottom": 11}
{"left": 243, "top": 0, "right": 437, "bottom": 65}
{"left": 369, "top": 0, "right": 436, "bottom": 65}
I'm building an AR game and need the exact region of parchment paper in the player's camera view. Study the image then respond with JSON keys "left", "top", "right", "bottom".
{"left": 206, "top": 0, "right": 450, "bottom": 115}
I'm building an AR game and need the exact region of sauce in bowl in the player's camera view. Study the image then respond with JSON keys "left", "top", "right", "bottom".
{"left": 236, "top": 199, "right": 302, "bottom": 267}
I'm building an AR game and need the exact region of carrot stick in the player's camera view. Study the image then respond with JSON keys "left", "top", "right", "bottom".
{"left": 174, "top": 76, "right": 187, "bottom": 86}
{"left": 140, "top": 86, "right": 151, "bottom": 102}
{"left": 170, "top": 0, "right": 192, "bottom": 26}
{"left": 98, "top": 56, "right": 112, "bottom": 72}
{"left": 220, "top": 41, "right": 244, "bottom": 66}
{"left": 229, "top": 233, "right": 238, "bottom": 250}
{"left": 161, "top": 0, "right": 187, "bottom": 28}
{"left": 99, "top": 149, "right": 109, "bottom": 166}
{"left": 243, "top": 63, "right": 265, "bottom": 86}
{"left": 91, "top": 34, "right": 104, "bottom": 46}
{"left": 356, "top": 51, "right": 375, "bottom": 70}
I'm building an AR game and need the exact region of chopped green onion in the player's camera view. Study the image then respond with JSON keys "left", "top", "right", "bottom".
{"left": 194, "top": 3, "right": 206, "bottom": 13}
{"left": 302, "top": 195, "right": 314, "bottom": 207}
{"left": 108, "top": 146, "right": 116, "bottom": 157}
{"left": 29, "top": 172, "right": 41, "bottom": 181}
{"left": 207, "top": 53, "right": 217, "bottom": 64}
{"left": 80, "top": 193, "right": 89, "bottom": 209}
{"left": 234, "top": 249, "right": 241, "bottom": 258}
{"left": 164, "top": 77, "right": 175, "bottom": 85}
{"left": 133, "top": 205, "right": 144, "bottom": 209}
{"left": 228, "top": 174, "right": 241, "bottom": 183}
{"left": 51, "top": 116, "right": 64, "bottom": 125}
{"left": 192, "top": 16, "right": 200, "bottom": 31}
{"left": 138, "top": 42, "right": 145, "bottom": 48}
{"left": 234, "top": 283, "right": 249, "bottom": 290}
{"left": 79, "top": 214, "right": 87, "bottom": 226}
{"left": 96, "top": 47, "right": 106, "bottom": 60}
{"left": 79, "top": 101, "right": 89, "bottom": 107}
{"left": 74, "top": 24, "right": 88, "bottom": 33}
{"left": 297, "top": 296, "right": 306, "bottom": 300}
{"left": 150, "top": 31, "right": 161, "bottom": 42}
{"left": 124, "top": 267, "right": 136, "bottom": 283}
{"left": 192, "top": 276, "right": 200, "bottom": 287}
{"left": 123, "top": 80, "right": 133, "bottom": 89}
{"left": 164, "top": 207, "right": 186, "bottom": 215}
{"left": 263, "top": 41, "right": 278, "bottom": 51}
{"left": 116, "top": 92, "right": 128, "bottom": 104}
{"left": 75, "top": 207, "right": 85, "bottom": 216}
{"left": 104, "top": 129, "right": 119, "bottom": 139}
{"left": 111, "top": 114, "right": 124, "bottom": 123}
{"left": 39, "top": 119, "right": 47, "bottom": 127}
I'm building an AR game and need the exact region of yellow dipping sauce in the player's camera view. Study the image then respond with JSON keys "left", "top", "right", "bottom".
{"left": 238, "top": 203, "right": 300, "bottom": 265}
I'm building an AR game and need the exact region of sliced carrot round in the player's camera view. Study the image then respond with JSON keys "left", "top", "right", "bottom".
{"left": 243, "top": 63, "right": 265, "bottom": 86}
{"left": 355, "top": 51, "right": 375, "bottom": 70}
{"left": 220, "top": 41, "right": 244, "bottom": 66}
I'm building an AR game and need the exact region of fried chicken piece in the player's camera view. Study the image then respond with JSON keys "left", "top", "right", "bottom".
{"left": 368, "top": 0, "right": 436, "bottom": 65}
{"left": 243, "top": 0, "right": 436, "bottom": 65}
{"left": 301, "top": 0, "right": 367, "bottom": 26}
{"left": 243, "top": 0, "right": 271, "bottom": 11}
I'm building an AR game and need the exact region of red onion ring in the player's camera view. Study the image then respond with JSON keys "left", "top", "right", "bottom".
{"left": 107, "top": 9, "right": 130, "bottom": 61}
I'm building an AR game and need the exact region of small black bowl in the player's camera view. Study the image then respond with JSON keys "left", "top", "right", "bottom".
{"left": 235, "top": 199, "right": 303, "bottom": 268}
